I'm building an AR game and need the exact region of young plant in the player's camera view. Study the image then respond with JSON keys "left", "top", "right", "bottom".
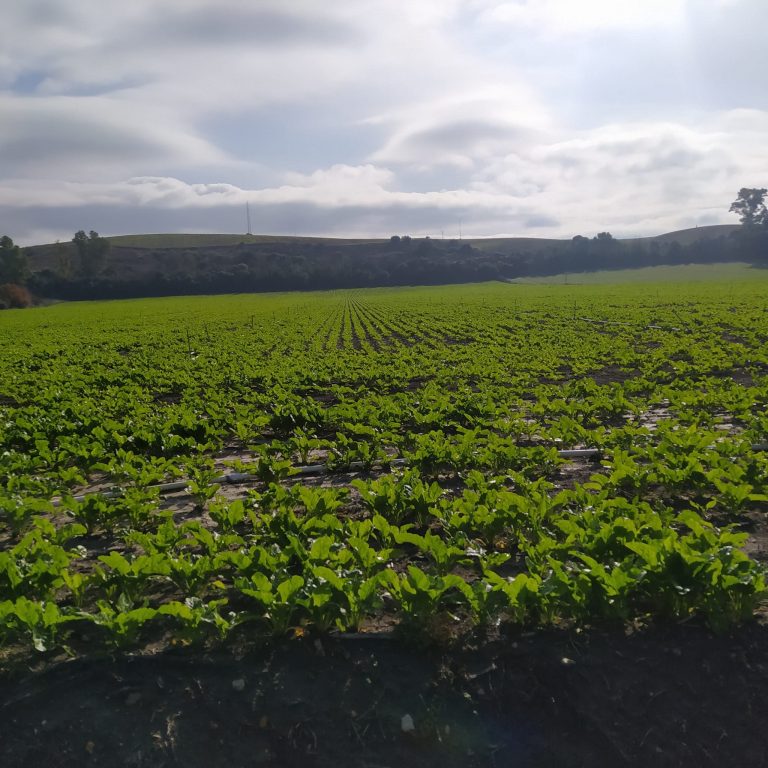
{"left": 207, "top": 498, "right": 246, "bottom": 532}
{"left": 61, "top": 493, "right": 118, "bottom": 535}
{"left": 95, "top": 551, "right": 170, "bottom": 606}
{"left": 158, "top": 597, "right": 234, "bottom": 643}
{"left": 379, "top": 565, "right": 468, "bottom": 629}
{"left": 2, "top": 597, "right": 79, "bottom": 652}
{"left": 0, "top": 494, "right": 53, "bottom": 539}
{"left": 353, "top": 469, "right": 442, "bottom": 527}
{"left": 304, "top": 565, "right": 382, "bottom": 632}
{"left": 90, "top": 598, "right": 158, "bottom": 648}
{"left": 186, "top": 460, "right": 221, "bottom": 510}
{"left": 235, "top": 572, "right": 305, "bottom": 636}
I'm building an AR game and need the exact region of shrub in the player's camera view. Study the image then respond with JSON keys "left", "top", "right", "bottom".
{"left": 0, "top": 283, "right": 33, "bottom": 309}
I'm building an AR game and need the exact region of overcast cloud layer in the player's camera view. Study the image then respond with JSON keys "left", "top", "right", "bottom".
{"left": 2, "top": 0, "right": 767, "bottom": 244}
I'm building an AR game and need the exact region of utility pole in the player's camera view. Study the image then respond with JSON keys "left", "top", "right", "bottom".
{"left": 246, "top": 202, "right": 252, "bottom": 236}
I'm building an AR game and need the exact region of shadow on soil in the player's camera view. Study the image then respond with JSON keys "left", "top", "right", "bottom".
{"left": 2, "top": 622, "right": 768, "bottom": 767}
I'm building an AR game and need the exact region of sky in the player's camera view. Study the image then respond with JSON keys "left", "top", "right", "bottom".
{"left": 1, "top": 0, "right": 767, "bottom": 245}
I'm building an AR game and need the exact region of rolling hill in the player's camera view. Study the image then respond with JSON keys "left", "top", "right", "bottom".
{"left": 18, "top": 223, "right": 755, "bottom": 302}
{"left": 96, "top": 224, "right": 739, "bottom": 252}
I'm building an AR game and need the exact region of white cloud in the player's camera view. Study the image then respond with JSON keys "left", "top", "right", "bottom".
{"left": 366, "top": 85, "right": 551, "bottom": 171}
{"left": 1, "top": 0, "right": 767, "bottom": 246}
{"left": 474, "top": 0, "right": 686, "bottom": 34}
{"left": 0, "top": 96, "right": 229, "bottom": 180}
{"left": 4, "top": 107, "right": 766, "bottom": 245}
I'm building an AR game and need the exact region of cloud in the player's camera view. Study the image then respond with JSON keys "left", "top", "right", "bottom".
{"left": 5, "top": 105, "right": 766, "bottom": 246}
{"left": 0, "top": 0, "right": 767, "bottom": 248}
{"left": 138, "top": 5, "right": 359, "bottom": 48}
{"left": 473, "top": 0, "right": 686, "bottom": 35}
{"left": 366, "top": 85, "right": 551, "bottom": 172}
{"left": 686, "top": 1, "right": 768, "bottom": 110}
{"left": 0, "top": 96, "right": 229, "bottom": 179}
{"left": 1, "top": 1, "right": 368, "bottom": 113}
{"left": 371, "top": 118, "right": 542, "bottom": 170}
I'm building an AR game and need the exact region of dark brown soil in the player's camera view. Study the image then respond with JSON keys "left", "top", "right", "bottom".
{"left": 592, "top": 365, "right": 638, "bottom": 385}
{"left": 2, "top": 622, "right": 768, "bottom": 768}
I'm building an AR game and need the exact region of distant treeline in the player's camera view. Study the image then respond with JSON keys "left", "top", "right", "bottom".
{"left": 19, "top": 228, "right": 768, "bottom": 301}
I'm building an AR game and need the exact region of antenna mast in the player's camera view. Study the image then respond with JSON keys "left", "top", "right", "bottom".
{"left": 246, "top": 201, "right": 252, "bottom": 235}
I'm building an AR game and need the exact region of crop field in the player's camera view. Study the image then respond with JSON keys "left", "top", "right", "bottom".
{"left": 2, "top": 278, "right": 768, "bottom": 653}
{"left": 510, "top": 261, "right": 759, "bottom": 284}
{"left": 2, "top": 279, "right": 768, "bottom": 765}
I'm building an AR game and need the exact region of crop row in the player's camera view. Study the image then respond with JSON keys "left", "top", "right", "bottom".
{"left": 1, "top": 281, "right": 767, "bottom": 658}
{"left": 2, "top": 468, "right": 764, "bottom": 653}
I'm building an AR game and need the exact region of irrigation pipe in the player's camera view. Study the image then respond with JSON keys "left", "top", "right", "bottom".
{"left": 51, "top": 443, "right": 768, "bottom": 507}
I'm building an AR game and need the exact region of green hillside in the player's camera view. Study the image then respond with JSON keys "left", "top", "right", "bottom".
{"left": 16, "top": 223, "right": 754, "bottom": 304}
{"left": 626, "top": 224, "right": 739, "bottom": 246}
{"left": 94, "top": 224, "right": 738, "bottom": 252}
{"left": 106, "top": 233, "right": 384, "bottom": 248}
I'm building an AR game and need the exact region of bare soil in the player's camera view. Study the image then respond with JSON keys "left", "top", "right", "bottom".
{"left": 2, "top": 622, "right": 768, "bottom": 768}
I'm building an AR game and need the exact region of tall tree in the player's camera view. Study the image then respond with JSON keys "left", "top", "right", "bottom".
{"left": 730, "top": 188, "right": 768, "bottom": 264}
{"left": 0, "top": 235, "right": 29, "bottom": 284}
{"left": 72, "top": 230, "right": 110, "bottom": 275}
{"left": 729, "top": 188, "right": 767, "bottom": 226}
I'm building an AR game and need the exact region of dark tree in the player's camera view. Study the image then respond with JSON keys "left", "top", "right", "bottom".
{"left": 54, "top": 240, "right": 74, "bottom": 278}
{"left": 73, "top": 230, "right": 111, "bottom": 275}
{"left": 730, "top": 188, "right": 767, "bottom": 226}
{"left": 0, "top": 235, "right": 29, "bottom": 284}
{"left": 729, "top": 188, "right": 768, "bottom": 264}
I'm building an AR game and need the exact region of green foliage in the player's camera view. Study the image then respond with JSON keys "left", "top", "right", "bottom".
{"left": 730, "top": 188, "right": 767, "bottom": 227}
{"left": 186, "top": 460, "right": 221, "bottom": 510}
{"left": 158, "top": 597, "right": 234, "bottom": 643}
{"left": 235, "top": 572, "right": 305, "bottom": 636}
{"left": 0, "top": 597, "right": 79, "bottom": 651}
{"left": 0, "top": 235, "right": 29, "bottom": 285}
{"left": 207, "top": 497, "right": 246, "bottom": 532}
{"left": 72, "top": 229, "right": 110, "bottom": 276}
{"left": 0, "top": 495, "right": 53, "bottom": 538}
{"left": 380, "top": 566, "right": 468, "bottom": 628}
{"left": 353, "top": 468, "right": 442, "bottom": 526}
{"left": 2, "top": 281, "right": 768, "bottom": 656}
{"left": 90, "top": 598, "right": 158, "bottom": 647}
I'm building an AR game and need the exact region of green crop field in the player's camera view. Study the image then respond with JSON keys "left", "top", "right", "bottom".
{"left": 510, "top": 261, "right": 760, "bottom": 284}
{"left": 1, "top": 278, "right": 768, "bottom": 658}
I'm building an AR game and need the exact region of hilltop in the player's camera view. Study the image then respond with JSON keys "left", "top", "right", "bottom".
{"left": 23, "top": 223, "right": 738, "bottom": 258}
{"left": 96, "top": 224, "right": 739, "bottom": 252}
